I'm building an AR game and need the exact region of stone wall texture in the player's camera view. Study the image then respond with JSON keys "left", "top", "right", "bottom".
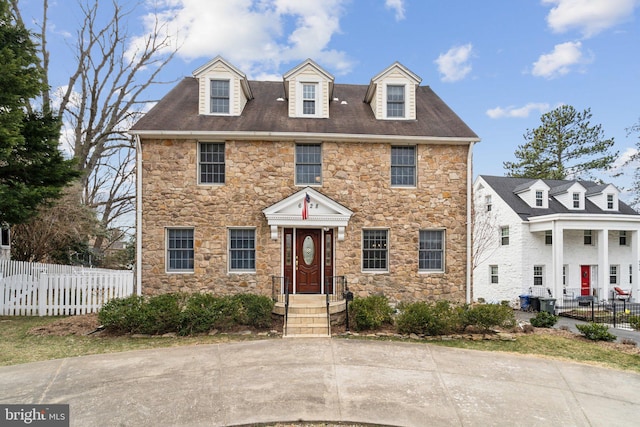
{"left": 141, "top": 138, "right": 470, "bottom": 303}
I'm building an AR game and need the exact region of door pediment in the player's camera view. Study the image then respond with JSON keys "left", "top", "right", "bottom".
{"left": 262, "top": 187, "right": 353, "bottom": 240}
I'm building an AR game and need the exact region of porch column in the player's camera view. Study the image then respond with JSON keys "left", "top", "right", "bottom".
{"left": 597, "top": 229, "right": 609, "bottom": 301}
{"left": 632, "top": 230, "right": 639, "bottom": 302}
{"left": 551, "top": 222, "right": 564, "bottom": 302}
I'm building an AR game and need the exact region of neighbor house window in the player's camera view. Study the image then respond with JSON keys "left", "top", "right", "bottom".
{"left": 609, "top": 265, "right": 618, "bottom": 285}
{"left": 485, "top": 195, "right": 492, "bottom": 212}
{"left": 607, "top": 194, "right": 614, "bottom": 209}
{"left": 295, "top": 144, "right": 322, "bottom": 185}
{"left": 584, "top": 230, "right": 593, "bottom": 245}
{"left": 535, "top": 190, "right": 543, "bottom": 207}
{"left": 630, "top": 264, "right": 633, "bottom": 284}
{"left": 167, "top": 228, "right": 194, "bottom": 272}
{"left": 210, "top": 79, "right": 230, "bottom": 114}
{"left": 563, "top": 265, "right": 567, "bottom": 286}
{"left": 362, "top": 229, "right": 388, "bottom": 271}
{"left": 419, "top": 230, "right": 444, "bottom": 272}
{"left": 199, "top": 142, "right": 225, "bottom": 184}
{"left": 302, "top": 83, "right": 316, "bottom": 115}
{"left": 0, "top": 227, "right": 9, "bottom": 247}
{"left": 545, "top": 230, "right": 552, "bottom": 245}
{"left": 500, "top": 226, "right": 509, "bottom": 246}
{"left": 386, "top": 85, "right": 405, "bottom": 118}
{"left": 490, "top": 265, "right": 499, "bottom": 284}
{"left": 533, "top": 265, "right": 543, "bottom": 286}
{"left": 229, "top": 229, "right": 256, "bottom": 272}
{"left": 573, "top": 192, "right": 580, "bottom": 208}
{"left": 620, "top": 231, "right": 627, "bottom": 246}
{"left": 391, "top": 146, "right": 416, "bottom": 186}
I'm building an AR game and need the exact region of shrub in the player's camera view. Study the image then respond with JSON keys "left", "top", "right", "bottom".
{"left": 629, "top": 315, "right": 640, "bottom": 331}
{"left": 231, "top": 294, "right": 275, "bottom": 328}
{"left": 140, "top": 293, "right": 187, "bottom": 335}
{"left": 179, "top": 293, "right": 224, "bottom": 335}
{"left": 530, "top": 311, "right": 558, "bottom": 328}
{"left": 576, "top": 322, "right": 617, "bottom": 342}
{"left": 461, "top": 303, "right": 515, "bottom": 332}
{"left": 348, "top": 294, "right": 394, "bottom": 331}
{"left": 396, "top": 300, "right": 462, "bottom": 336}
{"left": 98, "top": 295, "right": 146, "bottom": 334}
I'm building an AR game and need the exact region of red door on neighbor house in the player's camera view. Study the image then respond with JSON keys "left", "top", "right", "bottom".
{"left": 581, "top": 265, "right": 591, "bottom": 296}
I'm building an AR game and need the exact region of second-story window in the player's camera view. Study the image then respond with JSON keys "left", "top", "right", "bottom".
{"left": 485, "top": 195, "right": 492, "bottom": 211}
{"left": 584, "top": 230, "right": 593, "bottom": 245}
{"left": 210, "top": 80, "right": 230, "bottom": 114}
{"left": 620, "top": 231, "right": 627, "bottom": 246}
{"left": 545, "top": 230, "right": 552, "bottom": 245}
{"left": 500, "top": 226, "right": 509, "bottom": 246}
{"left": 391, "top": 146, "right": 416, "bottom": 186}
{"left": 296, "top": 144, "right": 322, "bottom": 185}
{"left": 573, "top": 192, "right": 580, "bottom": 208}
{"left": 535, "top": 190, "right": 543, "bottom": 207}
{"left": 302, "top": 83, "right": 316, "bottom": 115}
{"left": 386, "top": 85, "right": 405, "bottom": 118}
{"left": 607, "top": 194, "right": 614, "bottom": 209}
{"left": 199, "top": 143, "right": 225, "bottom": 184}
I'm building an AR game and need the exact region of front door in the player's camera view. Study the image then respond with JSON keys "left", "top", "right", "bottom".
{"left": 580, "top": 265, "right": 591, "bottom": 296}
{"left": 296, "top": 229, "right": 321, "bottom": 293}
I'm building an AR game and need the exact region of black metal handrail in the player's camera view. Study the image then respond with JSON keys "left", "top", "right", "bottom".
{"left": 325, "top": 275, "right": 347, "bottom": 302}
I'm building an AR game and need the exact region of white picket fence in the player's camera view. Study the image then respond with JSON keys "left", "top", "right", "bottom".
{"left": 0, "top": 260, "right": 133, "bottom": 316}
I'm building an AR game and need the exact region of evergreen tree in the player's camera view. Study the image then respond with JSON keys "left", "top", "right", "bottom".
{"left": 0, "top": 0, "right": 77, "bottom": 225}
{"left": 504, "top": 105, "right": 617, "bottom": 180}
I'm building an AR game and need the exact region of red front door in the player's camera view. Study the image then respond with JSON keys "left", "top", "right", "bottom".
{"left": 296, "top": 229, "right": 321, "bottom": 293}
{"left": 580, "top": 265, "right": 590, "bottom": 296}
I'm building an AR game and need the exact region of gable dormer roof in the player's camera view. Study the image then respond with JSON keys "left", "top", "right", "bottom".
{"left": 192, "top": 56, "right": 253, "bottom": 116}
{"left": 364, "top": 62, "right": 422, "bottom": 121}
{"left": 282, "top": 59, "right": 334, "bottom": 119}
{"left": 364, "top": 62, "right": 422, "bottom": 102}
{"left": 283, "top": 59, "right": 334, "bottom": 99}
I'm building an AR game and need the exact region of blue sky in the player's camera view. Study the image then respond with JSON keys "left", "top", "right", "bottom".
{"left": 18, "top": 0, "right": 640, "bottom": 196}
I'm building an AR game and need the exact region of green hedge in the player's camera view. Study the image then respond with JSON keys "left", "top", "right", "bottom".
{"left": 98, "top": 292, "right": 274, "bottom": 336}
{"left": 348, "top": 294, "right": 394, "bottom": 331}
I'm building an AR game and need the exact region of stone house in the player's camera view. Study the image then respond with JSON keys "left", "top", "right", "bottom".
{"left": 473, "top": 175, "right": 640, "bottom": 305}
{"left": 130, "top": 57, "right": 479, "bottom": 304}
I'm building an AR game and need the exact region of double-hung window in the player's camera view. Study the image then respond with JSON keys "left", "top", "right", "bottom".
{"left": 485, "top": 195, "right": 492, "bottom": 212}
{"left": 167, "top": 228, "right": 194, "bottom": 272}
{"left": 490, "top": 265, "right": 499, "bottom": 284}
{"left": 419, "top": 230, "right": 444, "bottom": 272}
{"left": 535, "top": 191, "right": 543, "bottom": 207}
{"left": 391, "top": 146, "right": 416, "bottom": 186}
{"left": 229, "top": 229, "right": 256, "bottom": 272}
{"left": 500, "top": 226, "right": 509, "bottom": 246}
{"left": 199, "top": 142, "right": 225, "bottom": 184}
{"left": 572, "top": 192, "right": 580, "bottom": 208}
{"left": 609, "top": 265, "right": 618, "bottom": 285}
{"left": 533, "top": 265, "right": 543, "bottom": 286}
{"left": 295, "top": 144, "right": 322, "bottom": 185}
{"left": 302, "top": 83, "right": 316, "bottom": 115}
{"left": 362, "top": 230, "right": 388, "bottom": 271}
{"left": 545, "top": 231, "right": 552, "bottom": 245}
{"left": 584, "top": 230, "right": 593, "bottom": 245}
{"left": 386, "top": 85, "right": 405, "bottom": 118}
{"left": 607, "top": 194, "right": 614, "bottom": 209}
{"left": 619, "top": 231, "right": 627, "bottom": 246}
{"left": 210, "top": 80, "right": 230, "bottom": 114}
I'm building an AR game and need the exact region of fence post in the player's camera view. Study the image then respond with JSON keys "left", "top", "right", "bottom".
{"left": 38, "top": 273, "right": 47, "bottom": 316}
{"left": 613, "top": 301, "right": 617, "bottom": 328}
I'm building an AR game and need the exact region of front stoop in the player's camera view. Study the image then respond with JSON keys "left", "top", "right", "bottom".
{"left": 284, "top": 294, "right": 330, "bottom": 338}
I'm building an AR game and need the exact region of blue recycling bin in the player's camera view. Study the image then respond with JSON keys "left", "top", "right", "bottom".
{"left": 519, "top": 294, "right": 531, "bottom": 311}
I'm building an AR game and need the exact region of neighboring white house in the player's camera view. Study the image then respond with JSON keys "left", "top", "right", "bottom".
{"left": 473, "top": 175, "right": 640, "bottom": 305}
{"left": 0, "top": 226, "right": 9, "bottom": 261}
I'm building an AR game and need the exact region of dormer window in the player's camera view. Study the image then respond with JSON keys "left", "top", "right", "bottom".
{"left": 210, "top": 80, "right": 230, "bottom": 114}
{"left": 573, "top": 192, "right": 580, "bottom": 208}
{"left": 535, "top": 191, "right": 543, "bottom": 207}
{"left": 607, "top": 194, "right": 614, "bottom": 210}
{"left": 386, "top": 85, "right": 405, "bottom": 118}
{"left": 302, "top": 84, "right": 317, "bottom": 115}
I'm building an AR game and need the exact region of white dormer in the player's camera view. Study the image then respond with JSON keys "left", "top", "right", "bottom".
{"left": 283, "top": 59, "right": 334, "bottom": 119}
{"left": 192, "top": 56, "right": 253, "bottom": 116}
{"left": 364, "top": 62, "right": 422, "bottom": 120}
{"left": 549, "top": 182, "right": 586, "bottom": 210}
{"left": 586, "top": 184, "right": 619, "bottom": 211}
{"left": 513, "top": 179, "right": 550, "bottom": 209}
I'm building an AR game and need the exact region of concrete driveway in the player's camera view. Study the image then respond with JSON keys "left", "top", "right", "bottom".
{"left": 1, "top": 339, "right": 639, "bottom": 426}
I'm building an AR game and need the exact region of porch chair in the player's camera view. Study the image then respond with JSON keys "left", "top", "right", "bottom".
{"left": 613, "top": 287, "right": 632, "bottom": 302}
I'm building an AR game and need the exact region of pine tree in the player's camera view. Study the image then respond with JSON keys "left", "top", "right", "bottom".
{"left": 504, "top": 105, "right": 617, "bottom": 180}
{"left": 0, "top": 0, "right": 78, "bottom": 225}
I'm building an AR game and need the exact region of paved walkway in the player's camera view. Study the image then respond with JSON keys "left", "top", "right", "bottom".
{"left": 1, "top": 339, "right": 639, "bottom": 426}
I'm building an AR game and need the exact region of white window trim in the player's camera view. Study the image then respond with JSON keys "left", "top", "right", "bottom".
{"left": 383, "top": 81, "right": 409, "bottom": 120}
{"left": 197, "top": 141, "right": 225, "bottom": 186}
{"left": 296, "top": 80, "right": 322, "bottom": 118}
{"left": 165, "top": 227, "right": 195, "bottom": 274}
{"left": 228, "top": 227, "right": 257, "bottom": 274}
{"left": 390, "top": 145, "right": 417, "bottom": 188}
{"left": 207, "top": 76, "right": 234, "bottom": 116}
{"left": 609, "top": 264, "right": 619, "bottom": 285}
{"left": 418, "top": 229, "right": 445, "bottom": 274}
{"left": 533, "top": 265, "right": 544, "bottom": 287}
{"left": 361, "top": 228, "right": 389, "bottom": 273}
{"left": 294, "top": 143, "right": 323, "bottom": 186}
{"left": 490, "top": 265, "right": 499, "bottom": 284}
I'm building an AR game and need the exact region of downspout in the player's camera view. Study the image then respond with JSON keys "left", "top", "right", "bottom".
{"left": 135, "top": 135, "right": 142, "bottom": 295}
{"left": 466, "top": 142, "right": 475, "bottom": 304}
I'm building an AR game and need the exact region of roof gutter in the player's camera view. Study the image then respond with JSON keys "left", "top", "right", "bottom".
{"left": 127, "top": 130, "right": 480, "bottom": 145}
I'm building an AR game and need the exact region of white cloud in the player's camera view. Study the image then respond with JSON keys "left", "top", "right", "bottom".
{"left": 486, "top": 103, "right": 551, "bottom": 119}
{"left": 131, "top": 0, "right": 353, "bottom": 77}
{"left": 385, "top": 0, "right": 406, "bottom": 21}
{"left": 543, "top": 0, "right": 638, "bottom": 38}
{"left": 531, "top": 41, "right": 588, "bottom": 78}
{"left": 434, "top": 44, "right": 473, "bottom": 82}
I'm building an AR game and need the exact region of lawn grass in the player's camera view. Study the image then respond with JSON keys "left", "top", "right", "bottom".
{"left": 0, "top": 316, "right": 275, "bottom": 367}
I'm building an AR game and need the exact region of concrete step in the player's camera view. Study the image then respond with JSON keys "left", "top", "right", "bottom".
{"left": 287, "top": 313, "right": 329, "bottom": 325}
{"left": 285, "top": 325, "right": 330, "bottom": 337}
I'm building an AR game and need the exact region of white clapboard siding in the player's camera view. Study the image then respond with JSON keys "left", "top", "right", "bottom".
{"left": 0, "top": 260, "right": 133, "bottom": 316}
